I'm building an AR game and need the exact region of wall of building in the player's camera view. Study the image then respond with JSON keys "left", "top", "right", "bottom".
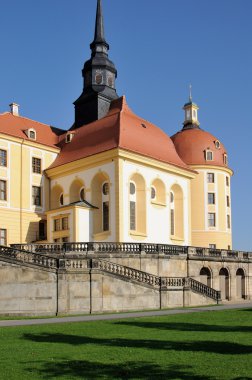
{"left": 190, "top": 167, "right": 232, "bottom": 249}
{"left": 0, "top": 136, "right": 58, "bottom": 245}
{"left": 0, "top": 250, "right": 250, "bottom": 316}
{"left": 121, "top": 158, "right": 192, "bottom": 245}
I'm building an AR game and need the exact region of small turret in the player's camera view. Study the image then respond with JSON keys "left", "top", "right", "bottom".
{"left": 182, "top": 85, "right": 200, "bottom": 130}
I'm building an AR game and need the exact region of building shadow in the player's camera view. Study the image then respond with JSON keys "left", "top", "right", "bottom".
{"left": 23, "top": 360, "right": 215, "bottom": 379}
{"left": 114, "top": 321, "right": 252, "bottom": 333}
{"left": 22, "top": 333, "right": 252, "bottom": 355}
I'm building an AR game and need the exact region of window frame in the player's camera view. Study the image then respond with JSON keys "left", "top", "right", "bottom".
{"left": 205, "top": 150, "right": 213, "bottom": 161}
{"left": 0, "top": 180, "right": 7, "bottom": 201}
{"left": 227, "top": 214, "right": 231, "bottom": 229}
{"left": 0, "top": 228, "right": 7, "bottom": 245}
{"left": 32, "top": 157, "right": 41, "bottom": 174}
{"left": 208, "top": 212, "right": 216, "bottom": 227}
{"left": 208, "top": 192, "right": 215, "bottom": 205}
{"left": 227, "top": 195, "right": 230, "bottom": 207}
{"left": 0, "top": 149, "right": 7, "bottom": 167}
{"left": 207, "top": 173, "right": 215, "bottom": 183}
{"left": 32, "top": 185, "right": 42, "bottom": 207}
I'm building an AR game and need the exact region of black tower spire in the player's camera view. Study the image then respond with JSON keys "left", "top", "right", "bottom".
{"left": 73, "top": 0, "right": 118, "bottom": 129}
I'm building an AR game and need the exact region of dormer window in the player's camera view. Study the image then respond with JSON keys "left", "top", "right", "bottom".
{"left": 65, "top": 132, "right": 74, "bottom": 143}
{"left": 223, "top": 154, "right": 228, "bottom": 165}
{"left": 205, "top": 150, "right": 213, "bottom": 161}
{"left": 25, "top": 128, "right": 36, "bottom": 140}
{"left": 215, "top": 140, "right": 221, "bottom": 149}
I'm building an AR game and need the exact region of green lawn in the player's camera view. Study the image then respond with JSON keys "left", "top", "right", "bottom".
{"left": 0, "top": 309, "right": 251, "bottom": 380}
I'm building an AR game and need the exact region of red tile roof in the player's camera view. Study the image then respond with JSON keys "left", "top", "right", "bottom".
{"left": 0, "top": 112, "right": 64, "bottom": 148}
{"left": 171, "top": 128, "right": 228, "bottom": 168}
{"left": 49, "top": 96, "right": 190, "bottom": 170}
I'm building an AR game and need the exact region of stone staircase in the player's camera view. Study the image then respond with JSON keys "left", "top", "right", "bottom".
{"left": 0, "top": 245, "right": 221, "bottom": 303}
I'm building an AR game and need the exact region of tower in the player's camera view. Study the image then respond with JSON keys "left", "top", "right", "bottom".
{"left": 73, "top": 0, "right": 119, "bottom": 128}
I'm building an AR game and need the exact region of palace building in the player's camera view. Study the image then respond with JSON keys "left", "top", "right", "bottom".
{"left": 0, "top": 0, "right": 232, "bottom": 250}
{"left": 0, "top": 0, "right": 250, "bottom": 316}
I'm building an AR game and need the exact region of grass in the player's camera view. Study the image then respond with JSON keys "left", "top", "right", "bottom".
{"left": 0, "top": 309, "right": 251, "bottom": 379}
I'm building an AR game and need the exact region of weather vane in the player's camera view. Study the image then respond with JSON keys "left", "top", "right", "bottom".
{"left": 189, "top": 84, "right": 192, "bottom": 102}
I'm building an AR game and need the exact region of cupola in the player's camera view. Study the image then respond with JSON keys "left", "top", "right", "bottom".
{"left": 183, "top": 86, "right": 200, "bottom": 129}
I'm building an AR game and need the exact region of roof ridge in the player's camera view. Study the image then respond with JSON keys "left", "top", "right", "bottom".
{"left": 3, "top": 112, "right": 65, "bottom": 131}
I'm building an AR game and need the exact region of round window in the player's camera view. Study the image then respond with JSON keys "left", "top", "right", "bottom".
{"left": 60, "top": 193, "right": 64, "bottom": 206}
{"left": 102, "top": 182, "right": 109, "bottom": 195}
{"left": 215, "top": 140, "right": 220, "bottom": 149}
{"left": 151, "top": 186, "right": 156, "bottom": 200}
{"left": 130, "top": 182, "right": 136, "bottom": 195}
{"left": 170, "top": 192, "right": 174, "bottom": 203}
{"left": 80, "top": 188, "right": 85, "bottom": 201}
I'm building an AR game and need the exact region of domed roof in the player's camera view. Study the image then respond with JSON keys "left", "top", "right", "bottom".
{"left": 49, "top": 96, "right": 190, "bottom": 171}
{"left": 171, "top": 127, "right": 228, "bottom": 168}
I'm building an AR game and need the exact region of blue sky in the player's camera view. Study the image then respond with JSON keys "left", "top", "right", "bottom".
{"left": 0, "top": 0, "right": 251, "bottom": 250}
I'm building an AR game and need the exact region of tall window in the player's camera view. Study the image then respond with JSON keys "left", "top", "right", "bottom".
{"left": 227, "top": 215, "right": 231, "bottom": 229}
{"left": 54, "top": 219, "right": 61, "bottom": 231}
{"left": 0, "top": 150, "right": 7, "bottom": 167}
{"left": 0, "top": 180, "right": 7, "bottom": 201}
{"left": 62, "top": 217, "right": 69, "bottom": 230}
{"left": 208, "top": 193, "right": 215, "bottom": 204}
{"left": 207, "top": 173, "right": 215, "bottom": 183}
{"left": 102, "top": 182, "right": 109, "bottom": 231}
{"left": 170, "top": 191, "right": 175, "bottom": 235}
{"left": 208, "top": 213, "right": 216, "bottom": 227}
{"left": 103, "top": 202, "right": 109, "bottom": 231}
{"left": 0, "top": 229, "right": 7, "bottom": 245}
{"left": 32, "top": 157, "right": 41, "bottom": 174}
{"left": 32, "top": 186, "right": 41, "bottom": 206}
{"left": 226, "top": 176, "right": 229, "bottom": 187}
{"left": 227, "top": 195, "right": 230, "bottom": 207}
{"left": 129, "top": 182, "right": 136, "bottom": 231}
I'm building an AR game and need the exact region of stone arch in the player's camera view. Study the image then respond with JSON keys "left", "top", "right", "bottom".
{"left": 129, "top": 173, "right": 146, "bottom": 234}
{"left": 200, "top": 267, "right": 212, "bottom": 287}
{"left": 236, "top": 268, "right": 246, "bottom": 299}
{"left": 170, "top": 184, "right": 184, "bottom": 240}
{"left": 69, "top": 178, "right": 85, "bottom": 203}
{"left": 151, "top": 178, "right": 166, "bottom": 204}
{"left": 219, "top": 267, "right": 230, "bottom": 300}
{"left": 91, "top": 172, "right": 110, "bottom": 235}
{"left": 51, "top": 184, "right": 64, "bottom": 210}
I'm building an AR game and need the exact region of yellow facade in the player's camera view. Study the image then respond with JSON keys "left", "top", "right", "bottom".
{"left": 190, "top": 165, "right": 233, "bottom": 249}
{"left": 0, "top": 134, "right": 58, "bottom": 245}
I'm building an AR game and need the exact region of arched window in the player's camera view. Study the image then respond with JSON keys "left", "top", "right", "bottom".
{"left": 51, "top": 185, "right": 64, "bottom": 209}
{"left": 129, "top": 173, "right": 146, "bottom": 235}
{"left": 170, "top": 191, "right": 175, "bottom": 236}
{"left": 102, "top": 181, "right": 109, "bottom": 231}
{"left": 170, "top": 185, "right": 184, "bottom": 240}
{"left": 80, "top": 187, "right": 85, "bottom": 201}
{"left": 151, "top": 179, "right": 166, "bottom": 204}
{"left": 129, "top": 181, "right": 136, "bottom": 230}
{"left": 69, "top": 179, "right": 84, "bottom": 203}
{"left": 91, "top": 172, "right": 110, "bottom": 235}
